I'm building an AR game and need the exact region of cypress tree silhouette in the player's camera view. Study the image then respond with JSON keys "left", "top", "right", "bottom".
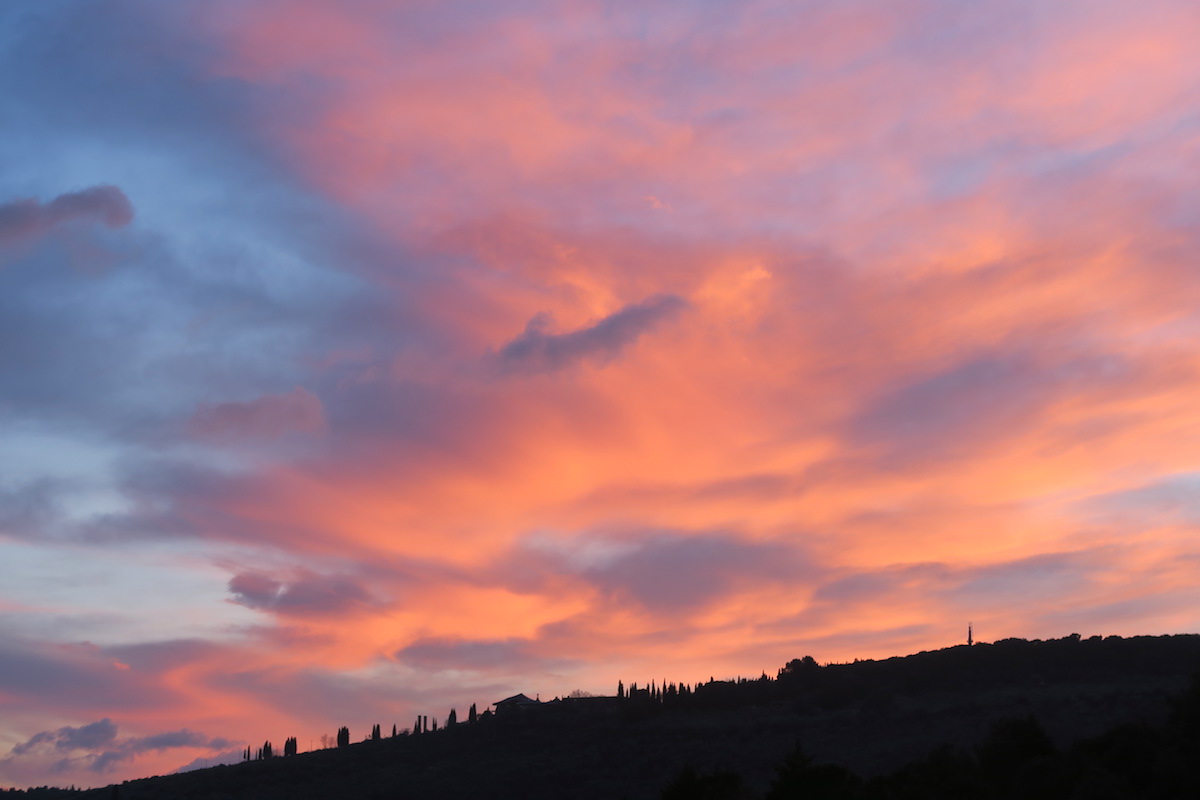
{"left": 371, "top": 723, "right": 381, "bottom": 741}
{"left": 414, "top": 715, "right": 422, "bottom": 734}
{"left": 618, "top": 679, "right": 625, "bottom": 699}
{"left": 260, "top": 740, "right": 273, "bottom": 759}
{"left": 447, "top": 708, "right": 457, "bottom": 726}
{"left": 469, "top": 703, "right": 478, "bottom": 724}
{"left": 392, "top": 723, "right": 398, "bottom": 738}
{"left": 283, "top": 736, "right": 297, "bottom": 756}
{"left": 337, "top": 726, "right": 350, "bottom": 747}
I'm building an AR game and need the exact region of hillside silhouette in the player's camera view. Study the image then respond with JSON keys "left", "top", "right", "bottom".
{"left": 9, "top": 633, "right": 1200, "bottom": 799}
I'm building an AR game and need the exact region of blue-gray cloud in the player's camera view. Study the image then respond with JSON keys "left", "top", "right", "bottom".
{"left": 0, "top": 186, "right": 133, "bottom": 246}
{"left": 228, "top": 569, "right": 376, "bottom": 616}
{"left": 5, "top": 717, "right": 228, "bottom": 775}
{"left": 512, "top": 530, "right": 813, "bottom": 614}
{"left": 11, "top": 718, "right": 117, "bottom": 756}
{"left": 583, "top": 532, "right": 809, "bottom": 611}
{"left": 498, "top": 294, "right": 687, "bottom": 373}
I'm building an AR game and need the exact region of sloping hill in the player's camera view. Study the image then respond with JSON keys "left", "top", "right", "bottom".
{"left": 15, "top": 634, "right": 1200, "bottom": 799}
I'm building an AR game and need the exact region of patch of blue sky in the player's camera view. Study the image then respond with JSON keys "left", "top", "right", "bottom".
{"left": 0, "top": 537, "right": 256, "bottom": 646}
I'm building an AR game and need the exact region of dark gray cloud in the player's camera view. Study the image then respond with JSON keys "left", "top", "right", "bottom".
{"left": 498, "top": 294, "right": 687, "bottom": 373}
{"left": 10, "top": 719, "right": 116, "bottom": 756}
{"left": 6, "top": 718, "right": 228, "bottom": 775}
{"left": 228, "top": 569, "right": 376, "bottom": 616}
{"left": 0, "top": 186, "right": 133, "bottom": 246}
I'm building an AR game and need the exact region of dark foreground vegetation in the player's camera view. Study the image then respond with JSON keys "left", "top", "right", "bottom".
{"left": 8, "top": 634, "right": 1200, "bottom": 798}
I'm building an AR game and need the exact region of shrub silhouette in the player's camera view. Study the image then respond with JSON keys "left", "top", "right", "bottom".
{"left": 660, "top": 765, "right": 746, "bottom": 800}
{"left": 765, "top": 743, "right": 861, "bottom": 799}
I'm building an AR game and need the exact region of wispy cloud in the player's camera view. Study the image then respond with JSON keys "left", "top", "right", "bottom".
{"left": 497, "top": 294, "right": 688, "bottom": 374}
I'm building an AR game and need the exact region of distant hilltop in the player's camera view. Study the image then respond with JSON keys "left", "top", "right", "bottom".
{"left": 12, "top": 633, "right": 1200, "bottom": 799}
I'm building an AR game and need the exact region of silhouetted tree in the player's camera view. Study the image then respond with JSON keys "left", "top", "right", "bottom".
{"left": 392, "top": 723, "right": 397, "bottom": 738}
{"left": 371, "top": 723, "right": 381, "bottom": 741}
{"left": 1170, "top": 672, "right": 1200, "bottom": 738}
{"left": 618, "top": 680, "right": 625, "bottom": 699}
{"left": 283, "top": 736, "right": 297, "bottom": 756}
{"left": 977, "top": 715, "right": 1055, "bottom": 790}
{"left": 336, "top": 726, "right": 350, "bottom": 748}
{"left": 778, "top": 655, "right": 819, "bottom": 681}
{"left": 447, "top": 708, "right": 457, "bottom": 726}
{"left": 469, "top": 703, "right": 478, "bottom": 724}
{"left": 766, "top": 743, "right": 860, "bottom": 799}
{"left": 661, "top": 765, "right": 745, "bottom": 800}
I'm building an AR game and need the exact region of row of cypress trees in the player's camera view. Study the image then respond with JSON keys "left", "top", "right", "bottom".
{"left": 243, "top": 699, "right": 489, "bottom": 763}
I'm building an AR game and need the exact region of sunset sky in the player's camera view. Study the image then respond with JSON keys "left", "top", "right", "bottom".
{"left": 3, "top": 0, "right": 1200, "bottom": 788}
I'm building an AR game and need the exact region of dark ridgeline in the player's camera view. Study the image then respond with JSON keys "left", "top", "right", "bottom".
{"left": 10, "top": 633, "right": 1200, "bottom": 799}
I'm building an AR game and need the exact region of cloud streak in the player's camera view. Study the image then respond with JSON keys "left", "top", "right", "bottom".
{"left": 497, "top": 294, "right": 688, "bottom": 373}
{"left": 0, "top": 186, "right": 133, "bottom": 247}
